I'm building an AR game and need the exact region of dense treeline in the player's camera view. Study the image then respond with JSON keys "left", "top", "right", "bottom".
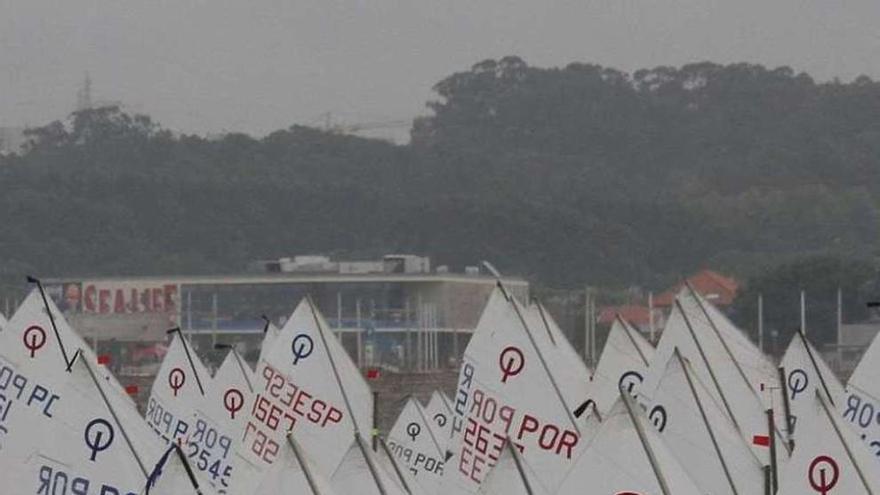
{"left": 2, "top": 59, "right": 879, "bottom": 302}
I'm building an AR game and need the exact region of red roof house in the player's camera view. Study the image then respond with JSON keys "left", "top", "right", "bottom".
{"left": 653, "top": 270, "right": 739, "bottom": 308}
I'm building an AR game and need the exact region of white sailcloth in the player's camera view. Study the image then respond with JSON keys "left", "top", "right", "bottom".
{"left": 478, "top": 440, "right": 550, "bottom": 495}
{"left": 643, "top": 288, "right": 784, "bottom": 462}
{"left": 586, "top": 316, "right": 654, "bottom": 416}
{"left": 555, "top": 394, "right": 702, "bottom": 495}
{"left": 234, "top": 298, "right": 373, "bottom": 487}
{"left": 0, "top": 290, "right": 103, "bottom": 384}
{"left": 780, "top": 331, "right": 845, "bottom": 442}
{"left": 0, "top": 291, "right": 160, "bottom": 490}
{"left": 251, "top": 434, "right": 338, "bottom": 495}
{"left": 190, "top": 350, "right": 255, "bottom": 493}
{"left": 442, "top": 288, "right": 583, "bottom": 494}
{"left": 842, "top": 329, "right": 880, "bottom": 459}
{"left": 648, "top": 349, "right": 765, "bottom": 494}
{"left": 145, "top": 333, "right": 212, "bottom": 445}
{"left": 424, "top": 390, "right": 454, "bottom": 452}
{"left": 387, "top": 397, "right": 447, "bottom": 494}
{"left": 331, "top": 434, "right": 408, "bottom": 495}
{"left": 524, "top": 303, "right": 591, "bottom": 415}
{"left": 777, "top": 390, "right": 880, "bottom": 494}
{"left": 4, "top": 350, "right": 165, "bottom": 495}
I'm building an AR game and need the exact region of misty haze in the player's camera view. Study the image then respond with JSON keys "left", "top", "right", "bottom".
{"left": 2, "top": 2, "right": 880, "bottom": 494}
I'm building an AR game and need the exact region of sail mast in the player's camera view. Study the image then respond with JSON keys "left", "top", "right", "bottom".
{"left": 621, "top": 392, "right": 671, "bottom": 495}
{"left": 507, "top": 438, "right": 535, "bottom": 495}
{"left": 306, "top": 296, "right": 364, "bottom": 434}
{"left": 287, "top": 434, "right": 323, "bottom": 495}
{"left": 675, "top": 299, "right": 740, "bottom": 430}
{"left": 675, "top": 350, "right": 739, "bottom": 495}
{"left": 80, "top": 351, "right": 149, "bottom": 477}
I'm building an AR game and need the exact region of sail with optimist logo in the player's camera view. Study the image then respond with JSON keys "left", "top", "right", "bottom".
{"left": 441, "top": 287, "right": 583, "bottom": 494}
{"left": 232, "top": 297, "right": 374, "bottom": 489}
{"left": 645, "top": 349, "right": 765, "bottom": 494}
{"left": 582, "top": 316, "right": 654, "bottom": 417}
{"left": 842, "top": 329, "right": 880, "bottom": 460}
{"left": 776, "top": 390, "right": 880, "bottom": 494}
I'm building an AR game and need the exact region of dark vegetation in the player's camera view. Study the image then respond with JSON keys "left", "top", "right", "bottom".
{"left": 3, "top": 58, "right": 880, "bottom": 342}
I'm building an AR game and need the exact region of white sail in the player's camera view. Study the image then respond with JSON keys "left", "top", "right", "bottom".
{"left": 251, "top": 434, "right": 338, "bottom": 495}
{"left": 780, "top": 332, "right": 845, "bottom": 442}
{"left": 143, "top": 444, "right": 220, "bottom": 495}
{"left": 478, "top": 440, "right": 550, "bottom": 495}
{"left": 234, "top": 298, "right": 373, "bottom": 487}
{"left": 189, "top": 350, "right": 255, "bottom": 492}
{"left": 442, "top": 288, "right": 583, "bottom": 494}
{"left": 643, "top": 288, "right": 783, "bottom": 462}
{"left": 145, "top": 333, "right": 212, "bottom": 445}
{"left": 556, "top": 394, "right": 702, "bottom": 495}
{"left": 586, "top": 317, "right": 654, "bottom": 416}
{"left": 331, "top": 434, "right": 408, "bottom": 495}
{"left": 424, "top": 390, "right": 454, "bottom": 452}
{"left": 376, "top": 436, "right": 429, "bottom": 495}
{"left": 524, "top": 303, "right": 591, "bottom": 414}
{"left": 0, "top": 290, "right": 101, "bottom": 383}
{"left": 387, "top": 397, "right": 446, "bottom": 494}
{"left": 648, "top": 349, "right": 765, "bottom": 494}
{"left": 843, "top": 329, "right": 880, "bottom": 458}
{"left": 0, "top": 311, "right": 7, "bottom": 330}
{"left": 0, "top": 291, "right": 161, "bottom": 491}
{"left": 3, "top": 350, "right": 165, "bottom": 495}
{"left": 777, "top": 390, "right": 880, "bottom": 494}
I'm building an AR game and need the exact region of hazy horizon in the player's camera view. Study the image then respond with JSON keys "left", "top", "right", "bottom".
{"left": 3, "top": 0, "right": 880, "bottom": 140}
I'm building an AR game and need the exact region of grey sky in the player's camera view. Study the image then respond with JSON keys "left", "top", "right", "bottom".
{"left": 2, "top": 0, "right": 879, "bottom": 140}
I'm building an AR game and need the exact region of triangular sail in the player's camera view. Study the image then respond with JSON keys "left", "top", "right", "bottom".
{"left": 3, "top": 350, "right": 165, "bottom": 494}
{"left": 233, "top": 298, "right": 373, "bottom": 487}
{"left": 189, "top": 350, "right": 255, "bottom": 491}
{"left": 524, "top": 302, "right": 591, "bottom": 414}
{"left": 555, "top": 394, "right": 702, "bottom": 495}
{"left": 584, "top": 317, "right": 654, "bottom": 416}
{"left": 145, "top": 333, "right": 212, "bottom": 444}
{"left": 777, "top": 390, "right": 880, "bottom": 494}
{"left": 478, "top": 439, "right": 550, "bottom": 495}
{"left": 424, "top": 390, "right": 454, "bottom": 452}
{"left": 252, "top": 434, "right": 338, "bottom": 495}
{"left": 643, "top": 289, "right": 784, "bottom": 462}
{"left": 331, "top": 434, "right": 408, "bottom": 495}
{"left": 843, "top": 330, "right": 880, "bottom": 458}
{"left": 780, "top": 332, "right": 845, "bottom": 442}
{"left": 442, "top": 288, "right": 583, "bottom": 494}
{"left": 648, "top": 349, "right": 765, "bottom": 494}
{"left": 387, "top": 397, "right": 446, "bottom": 494}
{"left": 1, "top": 290, "right": 101, "bottom": 381}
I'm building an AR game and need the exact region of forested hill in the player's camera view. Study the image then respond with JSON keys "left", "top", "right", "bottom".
{"left": 2, "top": 58, "right": 879, "bottom": 293}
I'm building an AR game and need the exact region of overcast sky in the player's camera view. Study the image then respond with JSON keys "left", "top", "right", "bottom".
{"left": 2, "top": 0, "right": 879, "bottom": 140}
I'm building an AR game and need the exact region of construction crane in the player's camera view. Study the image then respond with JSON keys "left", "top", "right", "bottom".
{"left": 309, "top": 112, "right": 411, "bottom": 136}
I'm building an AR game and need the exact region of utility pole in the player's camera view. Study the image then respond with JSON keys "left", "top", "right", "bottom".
{"left": 800, "top": 290, "right": 806, "bottom": 336}
{"left": 584, "top": 287, "right": 590, "bottom": 366}
{"left": 758, "top": 293, "right": 764, "bottom": 352}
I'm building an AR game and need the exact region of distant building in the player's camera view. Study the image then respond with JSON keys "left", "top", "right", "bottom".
{"left": 44, "top": 254, "right": 528, "bottom": 372}
{"left": 653, "top": 269, "right": 739, "bottom": 308}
